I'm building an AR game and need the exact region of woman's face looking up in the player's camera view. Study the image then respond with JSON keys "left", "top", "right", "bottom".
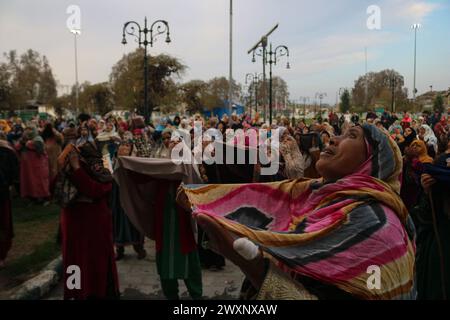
{"left": 316, "top": 126, "right": 368, "bottom": 182}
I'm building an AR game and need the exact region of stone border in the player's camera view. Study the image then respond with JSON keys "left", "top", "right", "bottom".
{"left": 9, "top": 255, "right": 63, "bottom": 300}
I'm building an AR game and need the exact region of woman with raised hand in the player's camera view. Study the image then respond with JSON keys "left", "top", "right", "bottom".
{"left": 15, "top": 126, "right": 51, "bottom": 205}
{"left": 418, "top": 124, "right": 438, "bottom": 159}
{"left": 59, "top": 140, "right": 119, "bottom": 300}
{"left": 0, "top": 133, "right": 19, "bottom": 267}
{"left": 178, "top": 123, "right": 416, "bottom": 300}
{"left": 41, "top": 122, "right": 64, "bottom": 184}
{"left": 412, "top": 140, "right": 450, "bottom": 300}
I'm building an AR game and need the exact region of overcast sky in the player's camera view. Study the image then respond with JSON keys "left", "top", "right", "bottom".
{"left": 1, "top": 0, "right": 449, "bottom": 104}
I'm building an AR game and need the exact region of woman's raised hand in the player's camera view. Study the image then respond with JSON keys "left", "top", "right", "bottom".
{"left": 69, "top": 151, "right": 80, "bottom": 171}
{"left": 196, "top": 214, "right": 266, "bottom": 289}
{"left": 421, "top": 173, "right": 436, "bottom": 194}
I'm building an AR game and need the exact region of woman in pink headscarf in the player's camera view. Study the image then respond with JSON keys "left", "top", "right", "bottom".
{"left": 401, "top": 112, "right": 412, "bottom": 131}
{"left": 15, "top": 126, "right": 50, "bottom": 204}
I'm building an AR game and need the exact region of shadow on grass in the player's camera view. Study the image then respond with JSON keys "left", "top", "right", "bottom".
{"left": 0, "top": 197, "right": 61, "bottom": 291}
{"left": 12, "top": 198, "right": 60, "bottom": 224}
{"left": 1, "top": 239, "right": 60, "bottom": 280}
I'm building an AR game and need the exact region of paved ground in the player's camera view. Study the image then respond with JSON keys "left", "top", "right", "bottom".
{"left": 44, "top": 241, "right": 244, "bottom": 300}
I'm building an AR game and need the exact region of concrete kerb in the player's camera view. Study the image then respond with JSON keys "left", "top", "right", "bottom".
{"left": 9, "top": 255, "right": 63, "bottom": 300}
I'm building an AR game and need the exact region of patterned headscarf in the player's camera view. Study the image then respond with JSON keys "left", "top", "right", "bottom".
{"left": 359, "top": 123, "right": 403, "bottom": 194}
{"left": 22, "top": 126, "right": 45, "bottom": 155}
{"left": 76, "top": 122, "right": 95, "bottom": 146}
{"left": 78, "top": 141, "right": 113, "bottom": 183}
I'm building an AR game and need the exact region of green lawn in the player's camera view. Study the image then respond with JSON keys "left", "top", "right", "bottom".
{"left": 0, "top": 197, "right": 61, "bottom": 294}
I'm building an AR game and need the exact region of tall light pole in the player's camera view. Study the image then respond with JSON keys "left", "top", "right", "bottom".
{"left": 338, "top": 87, "right": 348, "bottom": 112}
{"left": 266, "top": 43, "right": 290, "bottom": 125}
{"left": 299, "top": 96, "right": 309, "bottom": 119}
{"left": 248, "top": 23, "right": 279, "bottom": 123}
{"left": 315, "top": 92, "right": 327, "bottom": 118}
{"left": 390, "top": 76, "right": 398, "bottom": 113}
{"left": 411, "top": 23, "right": 421, "bottom": 102}
{"left": 69, "top": 28, "right": 80, "bottom": 114}
{"left": 245, "top": 72, "right": 263, "bottom": 118}
{"left": 364, "top": 46, "right": 368, "bottom": 109}
{"left": 122, "top": 17, "right": 171, "bottom": 124}
{"left": 228, "top": 0, "right": 233, "bottom": 116}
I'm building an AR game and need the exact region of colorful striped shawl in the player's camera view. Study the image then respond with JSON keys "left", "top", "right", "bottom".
{"left": 183, "top": 176, "right": 415, "bottom": 299}
{"left": 182, "top": 124, "right": 416, "bottom": 299}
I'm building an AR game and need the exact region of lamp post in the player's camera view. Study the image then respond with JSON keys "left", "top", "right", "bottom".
{"left": 267, "top": 43, "right": 290, "bottom": 125}
{"left": 121, "top": 17, "right": 171, "bottom": 124}
{"left": 248, "top": 24, "right": 279, "bottom": 123}
{"left": 245, "top": 72, "right": 263, "bottom": 118}
{"left": 251, "top": 43, "right": 268, "bottom": 122}
{"left": 411, "top": 23, "right": 421, "bottom": 102}
{"left": 290, "top": 99, "right": 297, "bottom": 121}
{"left": 315, "top": 92, "right": 327, "bottom": 118}
{"left": 389, "top": 75, "right": 401, "bottom": 113}
{"left": 69, "top": 28, "right": 80, "bottom": 114}
{"left": 338, "top": 87, "right": 348, "bottom": 112}
{"left": 229, "top": 0, "right": 233, "bottom": 116}
{"left": 242, "top": 84, "right": 251, "bottom": 116}
{"left": 299, "top": 96, "right": 309, "bottom": 119}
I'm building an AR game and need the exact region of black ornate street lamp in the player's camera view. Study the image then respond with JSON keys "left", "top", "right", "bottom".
{"left": 121, "top": 17, "right": 171, "bottom": 124}
{"left": 315, "top": 92, "right": 327, "bottom": 118}
{"left": 245, "top": 72, "right": 263, "bottom": 118}
{"left": 389, "top": 76, "right": 401, "bottom": 113}
{"left": 338, "top": 87, "right": 348, "bottom": 111}
{"left": 299, "top": 96, "right": 309, "bottom": 118}
{"left": 247, "top": 24, "right": 279, "bottom": 124}
{"left": 251, "top": 45, "right": 268, "bottom": 122}
{"left": 266, "top": 44, "right": 290, "bottom": 125}
{"left": 251, "top": 43, "right": 290, "bottom": 124}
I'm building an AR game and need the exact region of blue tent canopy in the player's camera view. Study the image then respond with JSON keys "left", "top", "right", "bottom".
{"left": 203, "top": 100, "right": 245, "bottom": 119}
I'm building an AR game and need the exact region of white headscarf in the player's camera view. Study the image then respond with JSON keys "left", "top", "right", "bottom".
{"left": 96, "top": 125, "right": 119, "bottom": 142}
{"left": 420, "top": 124, "right": 438, "bottom": 153}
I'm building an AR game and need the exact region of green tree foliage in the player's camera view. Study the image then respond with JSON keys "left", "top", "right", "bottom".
{"left": 38, "top": 56, "right": 57, "bottom": 104}
{"left": 340, "top": 89, "right": 351, "bottom": 113}
{"left": 250, "top": 76, "right": 289, "bottom": 108}
{"left": 351, "top": 69, "right": 408, "bottom": 112}
{"left": 180, "top": 80, "right": 208, "bottom": 114}
{"left": 203, "top": 76, "right": 241, "bottom": 109}
{"left": 53, "top": 94, "right": 72, "bottom": 118}
{"left": 109, "top": 48, "right": 185, "bottom": 118}
{"left": 433, "top": 94, "right": 444, "bottom": 113}
{"left": 0, "top": 62, "right": 13, "bottom": 111}
{"left": 77, "top": 82, "right": 114, "bottom": 115}
{"left": 179, "top": 77, "right": 242, "bottom": 114}
{"left": 0, "top": 49, "right": 57, "bottom": 111}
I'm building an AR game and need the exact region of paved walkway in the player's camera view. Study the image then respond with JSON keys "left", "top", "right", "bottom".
{"left": 44, "top": 241, "right": 244, "bottom": 300}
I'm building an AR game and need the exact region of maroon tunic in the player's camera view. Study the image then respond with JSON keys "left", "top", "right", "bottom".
{"left": 0, "top": 199, "right": 12, "bottom": 261}
{"left": 60, "top": 167, "right": 119, "bottom": 299}
{"left": 0, "top": 144, "right": 18, "bottom": 262}
{"left": 19, "top": 149, "right": 50, "bottom": 199}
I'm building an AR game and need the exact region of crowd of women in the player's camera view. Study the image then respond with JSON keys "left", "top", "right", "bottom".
{"left": 0, "top": 107, "right": 449, "bottom": 299}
